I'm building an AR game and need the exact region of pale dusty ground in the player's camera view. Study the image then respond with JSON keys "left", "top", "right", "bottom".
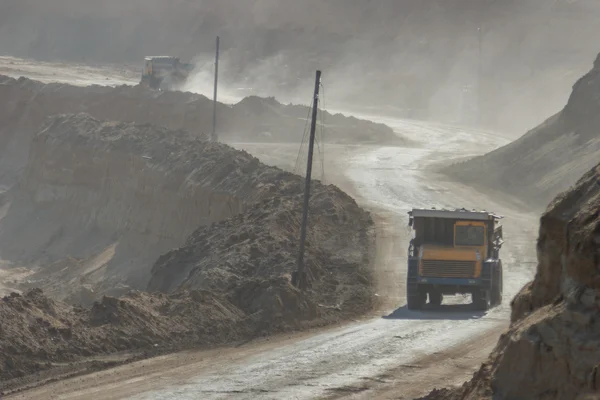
{"left": 1, "top": 58, "right": 539, "bottom": 399}
{"left": 0, "top": 56, "right": 138, "bottom": 87}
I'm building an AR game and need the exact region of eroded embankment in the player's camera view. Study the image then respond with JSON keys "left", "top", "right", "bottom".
{"left": 0, "top": 74, "right": 401, "bottom": 186}
{"left": 419, "top": 162, "right": 600, "bottom": 400}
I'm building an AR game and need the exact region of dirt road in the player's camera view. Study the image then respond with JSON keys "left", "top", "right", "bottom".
{"left": 3, "top": 94, "right": 539, "bottom": 398}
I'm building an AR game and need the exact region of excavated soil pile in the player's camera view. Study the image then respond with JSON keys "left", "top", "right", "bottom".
{"left": 232, "top": 95, "right": 400, "bottom": 145}
{"left": 0, "top": 113, "right": 373, "bottom": 307}
{"left": 148, "top": 179, "right": 374, "bottom": 324}
{"left": 445, "top": 53, "right": 600, "bottom": 209}
{"left": 419, "top": 162, "right": 600, "bottom": 400}
{"left": 0, "top": 113, "right": 374, "bottom": 391}
{"left": 1, "top": 113, "right": 238, "bottom": 302}
{"left": 0, "top": 288, "right": 250, "bottom": 391}
{"left": 0, "top": 74, "right": 400, "bottom": 185}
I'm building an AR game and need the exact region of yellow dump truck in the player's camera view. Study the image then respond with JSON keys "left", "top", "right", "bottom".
{"left": 140, "top": 56, "right": 195, "bottom": 90}
{"left": 406, "top": 208, "right": 504, "bottom": 311}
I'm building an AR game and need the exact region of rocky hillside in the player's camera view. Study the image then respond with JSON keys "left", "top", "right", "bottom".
{"left": 420, "top": 162, "right": 600, "bottom": 400}
{"left": 445, "top": 53, "right": 600, "bottom": 210}
{"left": 0, "top": 113, "right": 374, "bottom": 306}
{"left": 0, "top": 74, "right": 399, "bottom": 185}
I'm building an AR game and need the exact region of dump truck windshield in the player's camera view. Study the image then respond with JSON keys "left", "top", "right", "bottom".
{"left": 455, "top": 225, "right": 484, "bottom": 246}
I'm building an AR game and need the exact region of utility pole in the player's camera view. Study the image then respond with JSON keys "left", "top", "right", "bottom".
{"left": 293, "top": 70, "right": 322, "bottom": 291}
{"left": 212, "top": 36, "right": 220, "bottom": 142}
{"left": 477, "top": 25, "right": 482, "bottom": 126}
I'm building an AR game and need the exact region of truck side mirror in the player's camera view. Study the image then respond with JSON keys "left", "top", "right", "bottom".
{"left": 493, "top": 226, "right": 504, "bottom": 249}
{"left": 494, "top": 226, "right": 503, "bottom": 240}
{"left": 408, "top": 218, "right": 413, "bottom": 227}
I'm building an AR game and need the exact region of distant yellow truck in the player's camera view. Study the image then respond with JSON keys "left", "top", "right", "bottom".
{"left": 406, "top": 208, "right": 504, "bottom": 311}
{"left": 140, "top": 56, "right": 195, "bottom": 90}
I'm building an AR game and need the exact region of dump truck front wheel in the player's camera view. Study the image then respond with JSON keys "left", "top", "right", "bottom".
{"left": 407, "top": 284, "right": 426, "bottom": 310}
{"left": 490, "top": 261, "right": 503, "bottom": 306}
{"left": 472, "top": 289, "right": 490, "bottom": 311}
{"left": 429, "top": 291, "right": 443, "bottom": 307}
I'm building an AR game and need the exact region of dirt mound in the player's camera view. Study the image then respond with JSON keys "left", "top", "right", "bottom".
{"left": 419, "top": 162, "right": 600, "bottom": 400}
{"left": 0, "top": 74, "right": 400, "bottom": 185}
{"left": 1, "top": 271, "right": 361, "bottom": 391}
{"left": 0, "top": 112, "right": 375, "bottom": 389}
{"left": 0, "top": 113, "right": 373, "bottom": 306}
{"left": 0, "top": 288, "right": 249, "bottom": 390}
{"left": 148, "top": 182, "right": 374, "bottom": 320}
{"left": 445, "top": 53, "right": 600, "bottom": 210}
{"left": 1, "top": 113, "right": 239, "bottom": 302}
{"left": 233, "top": 95, "right": 398, "bottom": 144}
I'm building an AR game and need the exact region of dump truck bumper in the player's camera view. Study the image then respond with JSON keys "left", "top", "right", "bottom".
{"left": 417, "top": 277, "right": 481, "bottom": 286}
{"left": 415, "top": 277, "right": 488, "bottom": 296}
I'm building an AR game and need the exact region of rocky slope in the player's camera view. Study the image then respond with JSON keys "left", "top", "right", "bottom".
{"left": 0, "top": 113, "right": 374, "bottom": 306}
{"left": 419, "top": 162, "right": 600, "bottom": 400}
{"left": 445, "top": 54, "right": 600, "bottom": 210}
{"left": 0, "top": 74, "right": 399, "bottom": 186}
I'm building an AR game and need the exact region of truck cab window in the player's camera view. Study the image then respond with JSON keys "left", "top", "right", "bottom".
{"left": 455, "top": 225, "right": 484, "bottom": 246}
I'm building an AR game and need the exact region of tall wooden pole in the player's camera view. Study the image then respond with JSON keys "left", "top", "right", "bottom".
{"left": 477, "top": 26, "right": 482, "bottom": 126}
{"left": 294, "top": 70, "right": 322, "bottom": 290}
{"left": 212, "top": 36, "right": 220, "bottom": 142}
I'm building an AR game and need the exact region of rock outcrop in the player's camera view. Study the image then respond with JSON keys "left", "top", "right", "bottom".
{"left": 445, "top": 54, "right": 600, "bottom": 209}
{"left": 419, "top": 162, "right": 600, "bottom": 400}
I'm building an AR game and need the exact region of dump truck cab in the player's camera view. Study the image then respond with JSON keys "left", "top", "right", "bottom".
{"left": 140, "top": 56, "right": 194, "bottom": 90}
{"left": 406, "top": 208, "right": 504, "bottom": 311}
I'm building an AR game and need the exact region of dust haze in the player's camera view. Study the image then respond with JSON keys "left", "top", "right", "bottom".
{"left": 4, "top": 1, "right": 600, "bottom": 398}
{"left": 2, "top": 0, "right": 600, "bottom": 135}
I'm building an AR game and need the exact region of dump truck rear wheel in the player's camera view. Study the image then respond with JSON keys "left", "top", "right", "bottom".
{"left": 407, "top": 285, "right": 426, "bottom": 310}
{"left": 429, "top": 291, "right": 442, "bottom": 307}
{"left": 472, "top": 289, "right": 490, "bottom": 311}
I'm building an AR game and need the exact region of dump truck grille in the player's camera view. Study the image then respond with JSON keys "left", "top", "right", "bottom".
{"left": 420, "top": 260, "right": 476, "bottom": 278}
